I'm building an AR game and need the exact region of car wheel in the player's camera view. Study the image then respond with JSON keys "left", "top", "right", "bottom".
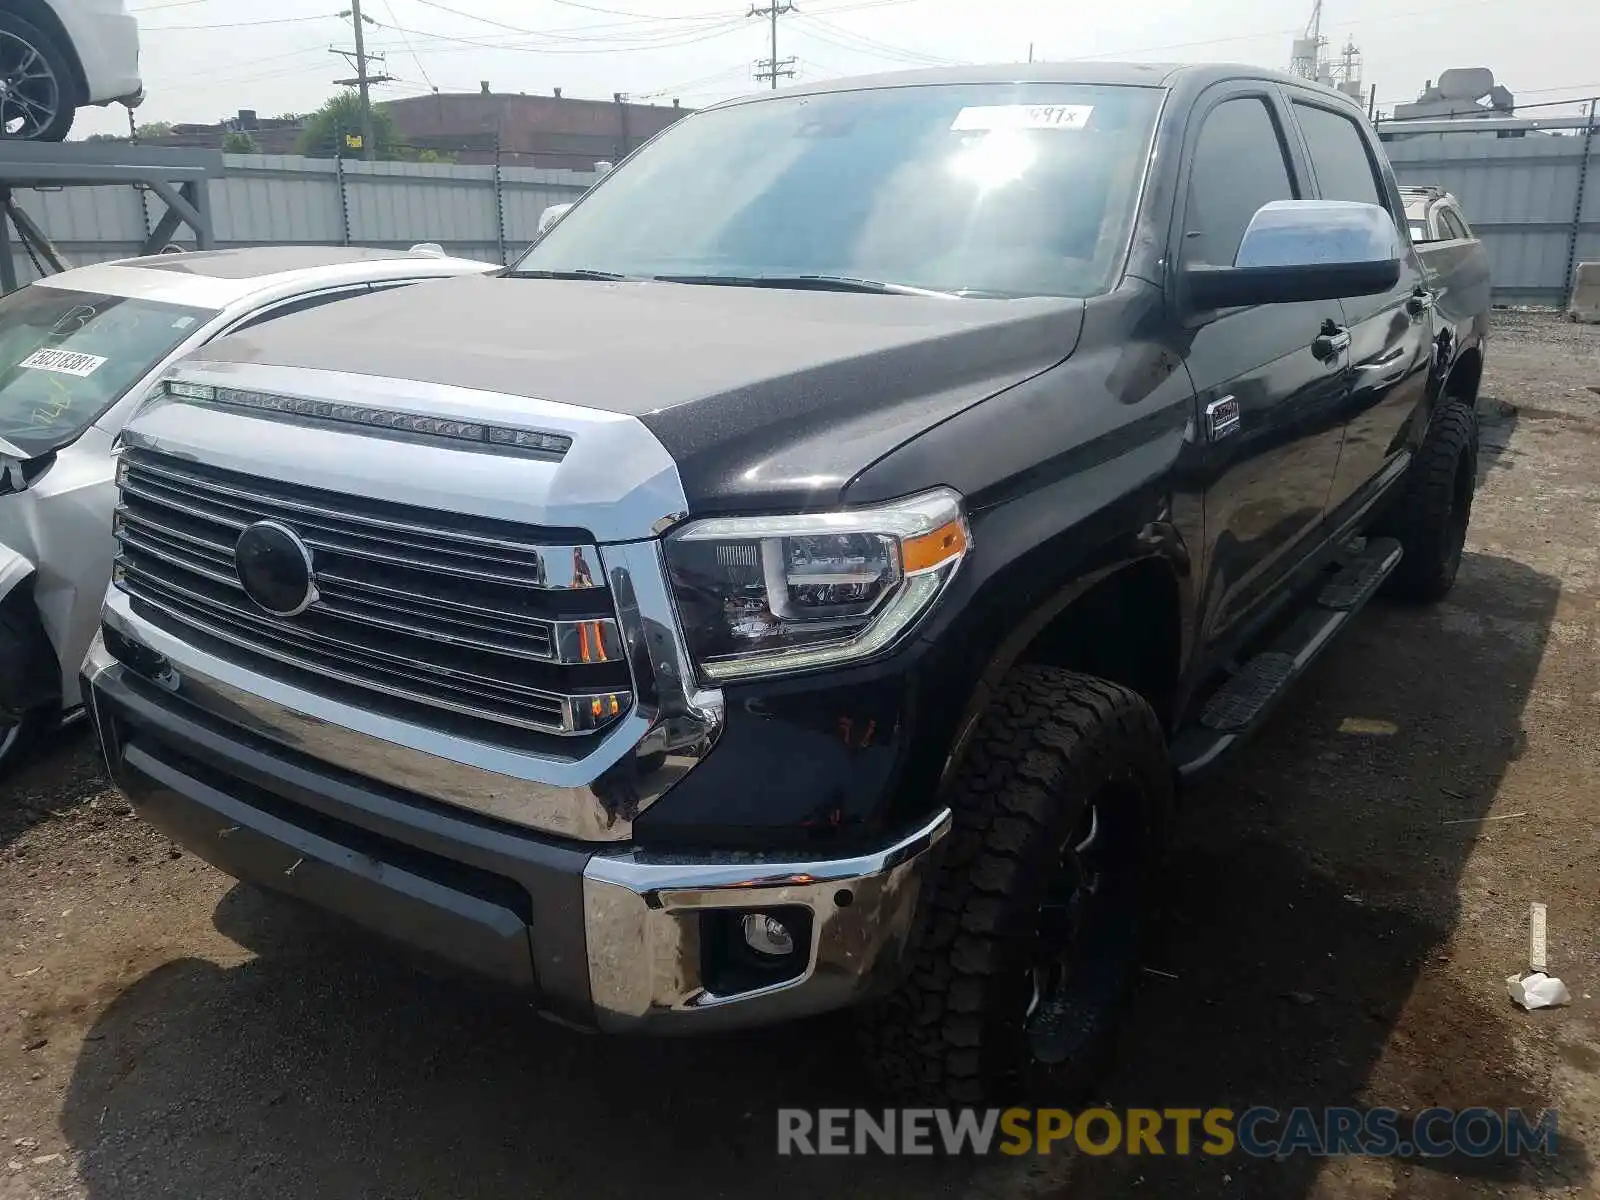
{"left": 1376, "top": 399, "right": 1479, "bottom": 603}
{"left": 858, "top": 665, "right": 1173, "bottom": 1104}
{"left": 0, "top": 707, "right": 46, "bottom": 776}
{"left": 0, "top": 597, "right": 57, "bottom": 779}
{"left": 0, "top": 13, "right": 77, "bottom": 142}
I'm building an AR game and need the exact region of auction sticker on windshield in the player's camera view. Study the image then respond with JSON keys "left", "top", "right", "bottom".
{"left": 18, "top": 348, "right": 108, "bottom": 377}
{"left": 950, "top": 104, "right": 1095, "bottom": 131}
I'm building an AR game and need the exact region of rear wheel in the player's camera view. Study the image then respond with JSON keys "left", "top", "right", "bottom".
{"left": 859, "top": 666, "right": 1172, "bottom": 1104}
{"left": 0, "top": 13, "right": 76, "bottom": 142}
{"left": 1376, "top": 400, "right": 1479, "bottom": 603}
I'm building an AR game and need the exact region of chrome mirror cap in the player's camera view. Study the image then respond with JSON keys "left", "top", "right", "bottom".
{"left": 1235, "top": 199, "right": 1401, "bottom": 270}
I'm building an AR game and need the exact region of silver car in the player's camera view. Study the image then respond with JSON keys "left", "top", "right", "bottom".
{"left": 0, "top": 245, "right": 493, "bottom": 770}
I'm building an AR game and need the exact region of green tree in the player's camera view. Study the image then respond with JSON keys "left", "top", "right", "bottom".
{"left": 415, "top": 148, "right": 456, "bottom": 164}
{"left": 295, "top": 92, "right": 402, "bottom": 159}
{"left": 221, "top": 130, "right": 259, "bottom": 153}
{"left": 135, "top": 120, "right": 172, "bottom": 139}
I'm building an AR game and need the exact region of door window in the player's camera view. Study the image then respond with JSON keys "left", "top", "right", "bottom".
{"left": 1293, "top": 102, "right": 1387, "bottom": 209}
{"left": 1183, "top": 97, "right": 1299, "bottom": 269}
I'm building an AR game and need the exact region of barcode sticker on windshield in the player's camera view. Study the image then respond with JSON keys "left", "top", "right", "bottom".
{"left": 951, "top": 104, "right": 1095, "bottom": 131}
{"left": 19, "top": 348, "right": 107, "bottom": 377}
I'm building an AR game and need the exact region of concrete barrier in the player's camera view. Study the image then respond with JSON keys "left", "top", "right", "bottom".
{"left": 1571, "top": 262, "right": 1600, "bottom": 323}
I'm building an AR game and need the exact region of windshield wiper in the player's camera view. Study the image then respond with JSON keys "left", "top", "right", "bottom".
{"left": 653, "top": 273, "right": 956, "bottom": 297}
{"left": 501, "top": 267, "right": 631, "bottom": 281}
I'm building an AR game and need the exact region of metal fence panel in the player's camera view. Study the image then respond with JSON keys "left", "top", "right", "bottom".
{"left": 1, "top": 153, "right": 599, "bottom": 285}
{"left": 14, "top": 132, "right": 1593, "bottom": 304}
{"left": 1386, "top": 124, "right": 1600, "bottom": 305}
{"left": 342, "top": 159, "right": 501, "bottom": 262}
{"left": 500, "top": 165, "right": 591, "bottom": 256}
{"left": 210, "top": 154, "right": 345, "bottom": 246}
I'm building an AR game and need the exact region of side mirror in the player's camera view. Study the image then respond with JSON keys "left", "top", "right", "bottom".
{"left": 1184, "top": 200, "right": 1402, "bottom": 309}
{"left": 537, "top": 202, "right": 573, "bottom": 235}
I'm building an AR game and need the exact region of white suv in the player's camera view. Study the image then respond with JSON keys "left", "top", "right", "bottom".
{"left": 1, "top": 0, "right": 142, "bottom": 140}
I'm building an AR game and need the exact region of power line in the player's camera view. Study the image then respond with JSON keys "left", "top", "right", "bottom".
{"left": 549, "top": 0, "right": 730, "bottom": 18}
{"left": 380, "top": 0, "right": 435, "bottom": 91}
{"left": 363, "top": 15, "right": 747, "bottom": 54}
{"left": 141, "top": 13, "right": 339, "bottom": 29}
{"left": 1055, "top": 0, "right": 1515, "bottom": 63}
{"left": 635, "top": 62, "right": 751, "bottom": 99}
{"left": 402, "top": 1, "right": 734, "bottom": 42}
{"left": 800, "top": 13, "right": 963, "bottom": 64}
{"left": 790, "top": 15, "right": 961, "bottom": 67}
{"left": 749, "top": 1, "right": 795, "bottom": 89}
{"left": 810, "top": 0, "right": 919, "bottom": 9}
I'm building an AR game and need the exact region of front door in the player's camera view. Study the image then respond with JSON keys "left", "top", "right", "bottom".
{"left": 1178, "top": 87, "right": 1350, "bottom": 651}
{"left": 1288, "top": 95, "right": 1432, "bottom": 513}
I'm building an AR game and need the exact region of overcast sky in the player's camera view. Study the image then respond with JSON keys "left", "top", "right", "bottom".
{"left": 77, "top": 0, "right": 1600, "bottom": 138}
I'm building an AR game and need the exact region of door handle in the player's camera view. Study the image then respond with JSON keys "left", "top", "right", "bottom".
{"left": 1313, "top": 326, "right": 1351, "bottom": 360}
{"left": 1407, "top": 287, "right": 1436, "bottom": 316}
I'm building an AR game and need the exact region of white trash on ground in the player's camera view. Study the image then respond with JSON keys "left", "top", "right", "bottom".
{"left": 1507, "top": 972, "right": 1571, "bottom": 1011}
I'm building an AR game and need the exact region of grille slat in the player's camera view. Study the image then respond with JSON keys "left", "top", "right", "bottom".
{"left": 124, "top": 455, "right": 588, "bottom": 587}
{"left": 125, "top": 568, "right": 572, "bottom": 732}
{"left": 113, "top": 448, "right": 630, "bottom": 740}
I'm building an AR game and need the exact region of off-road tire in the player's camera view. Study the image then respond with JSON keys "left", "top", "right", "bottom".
{"left": 858, "top": 665, "right": 1173, "bottom": 1105}
{"left": 1377, "top": 400, "right": 1478, "bottom": 603}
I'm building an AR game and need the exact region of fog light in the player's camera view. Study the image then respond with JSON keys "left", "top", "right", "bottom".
{"left": 741, "top": 913, "right": 795, "bottom": 958}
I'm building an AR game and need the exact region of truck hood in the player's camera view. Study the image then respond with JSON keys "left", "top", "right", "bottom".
{"left": 192, "top": 273, "right": 1084, "bottom": 511}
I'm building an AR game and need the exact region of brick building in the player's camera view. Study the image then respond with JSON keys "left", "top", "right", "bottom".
{"left": 381, "top": 87, "right": 691, "bottom": 168}
{"left": 112, "top": 89, "right": 690, "bottom": 166}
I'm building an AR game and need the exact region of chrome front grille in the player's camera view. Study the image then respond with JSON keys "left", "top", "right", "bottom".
{"left": 112, "top": 448, "right": 632, "bottom": 742}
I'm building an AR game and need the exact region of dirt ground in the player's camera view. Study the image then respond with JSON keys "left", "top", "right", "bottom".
{"left": 2, "top": 312, "right": 1600, "bottom": 1199}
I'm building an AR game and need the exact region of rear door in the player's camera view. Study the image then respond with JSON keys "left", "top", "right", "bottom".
{"left": 1179, "top": 85, "right": 1351, "bottom": 649}
{"left": 1288, "top": 94, "right": 1432, "bottom": 515}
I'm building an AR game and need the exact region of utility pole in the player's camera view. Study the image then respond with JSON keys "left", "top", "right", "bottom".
{"left": 749, "top": 2, "right": 796, "bottom": 89}
{"left": 333, "top": 0, "right": 391, "bottom": 160}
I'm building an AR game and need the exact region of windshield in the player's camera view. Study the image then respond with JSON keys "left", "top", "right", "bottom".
{"left": 0, "top": 284, "right": 215, "bottom": 458}
{"left": 515, "top": 83, "right": 1164, "bottom": 299}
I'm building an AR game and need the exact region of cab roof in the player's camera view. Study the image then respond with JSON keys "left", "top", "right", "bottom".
{"left": 711, "top": 61, "right": 1358, "bottom": 107}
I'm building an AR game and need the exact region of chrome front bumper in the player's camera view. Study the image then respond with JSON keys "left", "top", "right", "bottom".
{"left": 583, "top": 809, "right": 950, "bottom": 1031}
{"left": 85, "top": 629, "right": 950, "bottom": 1031}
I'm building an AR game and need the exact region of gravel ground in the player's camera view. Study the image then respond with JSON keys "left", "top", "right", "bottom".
{"left": 2, "top": 312, "right": 1600, "bottom": 1199}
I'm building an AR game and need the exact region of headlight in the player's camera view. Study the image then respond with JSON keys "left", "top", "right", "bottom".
{"left": 663, "top": 488, "right": 969, "bottom": 683}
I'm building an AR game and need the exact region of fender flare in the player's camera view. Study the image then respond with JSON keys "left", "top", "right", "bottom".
{"left": 936, "top": 547, "right": 1189, "bottom": 794}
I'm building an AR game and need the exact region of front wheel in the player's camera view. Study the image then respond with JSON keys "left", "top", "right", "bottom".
{"left": 0, "top": 597, "right": 57, "bottom": 779}
{"left": 859, "top": 666, "right": 1173, "bottom": 1104}
{"left": 0, "top": 13, "right": 77, "bottom": 141}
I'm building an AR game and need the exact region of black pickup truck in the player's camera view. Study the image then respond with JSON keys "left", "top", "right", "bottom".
{"left": 84, "top": 62, "right": 1490, "bottom": 1104}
